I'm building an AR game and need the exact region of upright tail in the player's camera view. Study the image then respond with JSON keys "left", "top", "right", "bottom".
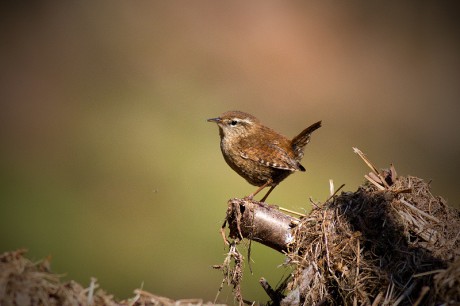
{"left": 291, "top": 120, "right": 322, "bottom": 160}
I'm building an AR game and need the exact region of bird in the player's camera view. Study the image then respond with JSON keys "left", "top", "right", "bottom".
{"left": 207, "top": 110, "right": 321, "bottom": 202}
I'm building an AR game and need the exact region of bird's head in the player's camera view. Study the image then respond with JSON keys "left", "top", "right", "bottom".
{"left": 207, "top": 111, "right": 259, "bottom": 139}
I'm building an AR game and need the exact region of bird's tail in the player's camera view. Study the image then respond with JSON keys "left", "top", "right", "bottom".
{"left": 291, "top": 120, "right": 322, "bottom": 160}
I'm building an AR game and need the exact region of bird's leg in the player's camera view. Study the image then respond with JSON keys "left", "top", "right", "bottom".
{"left": 260, "top": 184, "right": 277, "bottom": 202}
{"left": 246, "top": 179, "right": 274, "bottom": 201}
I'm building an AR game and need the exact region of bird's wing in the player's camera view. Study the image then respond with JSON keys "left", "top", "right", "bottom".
{"left": 240, "top": 143, "right": 302, "bottom": 171}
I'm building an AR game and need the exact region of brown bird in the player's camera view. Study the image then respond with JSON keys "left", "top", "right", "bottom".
{"left": 208, "top": 111, "right": 321, "bottom": 202}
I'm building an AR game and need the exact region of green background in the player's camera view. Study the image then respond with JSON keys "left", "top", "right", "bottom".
{"left": 1, "top": 2, "right": 459, "bottom": 304}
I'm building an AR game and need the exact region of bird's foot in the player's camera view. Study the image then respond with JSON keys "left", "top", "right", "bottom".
{"left": 243, "top": 194, "right": 254, "bottom": 201}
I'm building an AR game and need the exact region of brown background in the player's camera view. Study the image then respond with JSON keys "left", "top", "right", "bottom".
{"left": 1, "top": 2, "right": 458, "bottom": 304}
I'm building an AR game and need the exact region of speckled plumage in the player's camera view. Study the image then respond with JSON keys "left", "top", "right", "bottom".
{"left": 208, "top": 111, "right": 321, "bottom": 201}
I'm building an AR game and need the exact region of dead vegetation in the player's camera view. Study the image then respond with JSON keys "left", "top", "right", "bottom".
{"left": 0, "top": 249, "right": 223, "bottom": 306}
{"left": 280, "top": 174, "right": 459, "bottom": 305}
{"left": 217, "top": 149, "right": 460, "bottom": 305}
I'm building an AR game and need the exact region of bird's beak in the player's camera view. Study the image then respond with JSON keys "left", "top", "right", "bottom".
{"left": 207, "top": 117, "right": 221, "bottom": 123}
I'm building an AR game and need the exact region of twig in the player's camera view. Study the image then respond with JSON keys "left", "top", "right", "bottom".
{"left": 355, "top": 239, "right": 360, "bottom": 287}
{"left": 393, "top": 282, "right": 416, "bottom": 306}
{"left": 128, "top": 283, "right": 144, "bottom": 306}
{"left": 364, "top": 174, "right": 385, "bottom": 190}
{"left": 324, "top": 183, "right": 346, "bottom": 203}
{"left": 309, "top": 197, "right": 321, "bottom": 209}
{"left": 413, "top": 286, "right": 429, "bottom": 306}
{"left": 329, "top": 179, "right": 334, "bottom": 197}
{"left": 412, "top": 269, "right": 445, "bottom": 278}
{"left": 220, "top": 219, "right": 230, "bottom": 245}
{"left": 279, "top": 206, "right": 306, "bottom": 217}
{"left": 353, "top": 147, "right": 379, "bottom": 175}
{"left": 259, "top": 277, "right": 283, "bottom": 304}
{"left": 87, "top": 277, "right": 97, "bottom": 305}
{"left": 371, "top": 292, "right": 384, "bottom": 306}
{"left": 354, "top": 147, "right": 390, "bottom": 188}
{"left": 399, "top": 198, "right": 440, "bottom": 223}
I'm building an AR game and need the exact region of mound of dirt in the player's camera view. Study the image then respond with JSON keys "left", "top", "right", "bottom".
{"left": 218, "top": 168, "right": 459, "bottom": 305}
{"left": 0, "top": 249, "right": 222, "bottom": 306}
{"left": 280, "top": 174, "right": 460, "bottom": 305}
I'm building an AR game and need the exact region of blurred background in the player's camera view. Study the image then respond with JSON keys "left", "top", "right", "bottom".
{"left": 1, "top": 1, "right": 459, "bottom": 304}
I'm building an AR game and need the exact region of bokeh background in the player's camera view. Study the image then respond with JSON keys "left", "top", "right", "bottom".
{"left": 1, "top": 1, "right": 459, "bottom": 304}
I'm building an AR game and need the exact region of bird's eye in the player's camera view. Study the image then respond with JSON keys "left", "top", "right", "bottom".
{"left": 230, "top": 120, "right": 238, "bottom": 126}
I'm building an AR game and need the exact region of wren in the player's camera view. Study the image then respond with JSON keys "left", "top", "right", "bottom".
{"left": 208, "top": 111, "right": 321, "bottom": 202}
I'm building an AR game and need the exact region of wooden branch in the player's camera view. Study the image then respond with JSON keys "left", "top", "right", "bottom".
{"left": 259, "top": 277, "right": 284, "bottom": 304}
{"left": 225, "top": 198, "right": 298, "bottom": 253}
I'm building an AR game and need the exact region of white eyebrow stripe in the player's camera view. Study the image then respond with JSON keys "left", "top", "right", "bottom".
{"left": 233, "top": 118, "right": 252, "bottom": 125}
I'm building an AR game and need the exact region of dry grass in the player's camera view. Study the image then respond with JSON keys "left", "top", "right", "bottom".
{"left": 278, "top": 171, "right": 459, "bottom": 305}
{"left": 0, "top": 249, "right": 223, "bottom": 306}
{"left": 212, "top": 150, "right": 459, "bottom": 305}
